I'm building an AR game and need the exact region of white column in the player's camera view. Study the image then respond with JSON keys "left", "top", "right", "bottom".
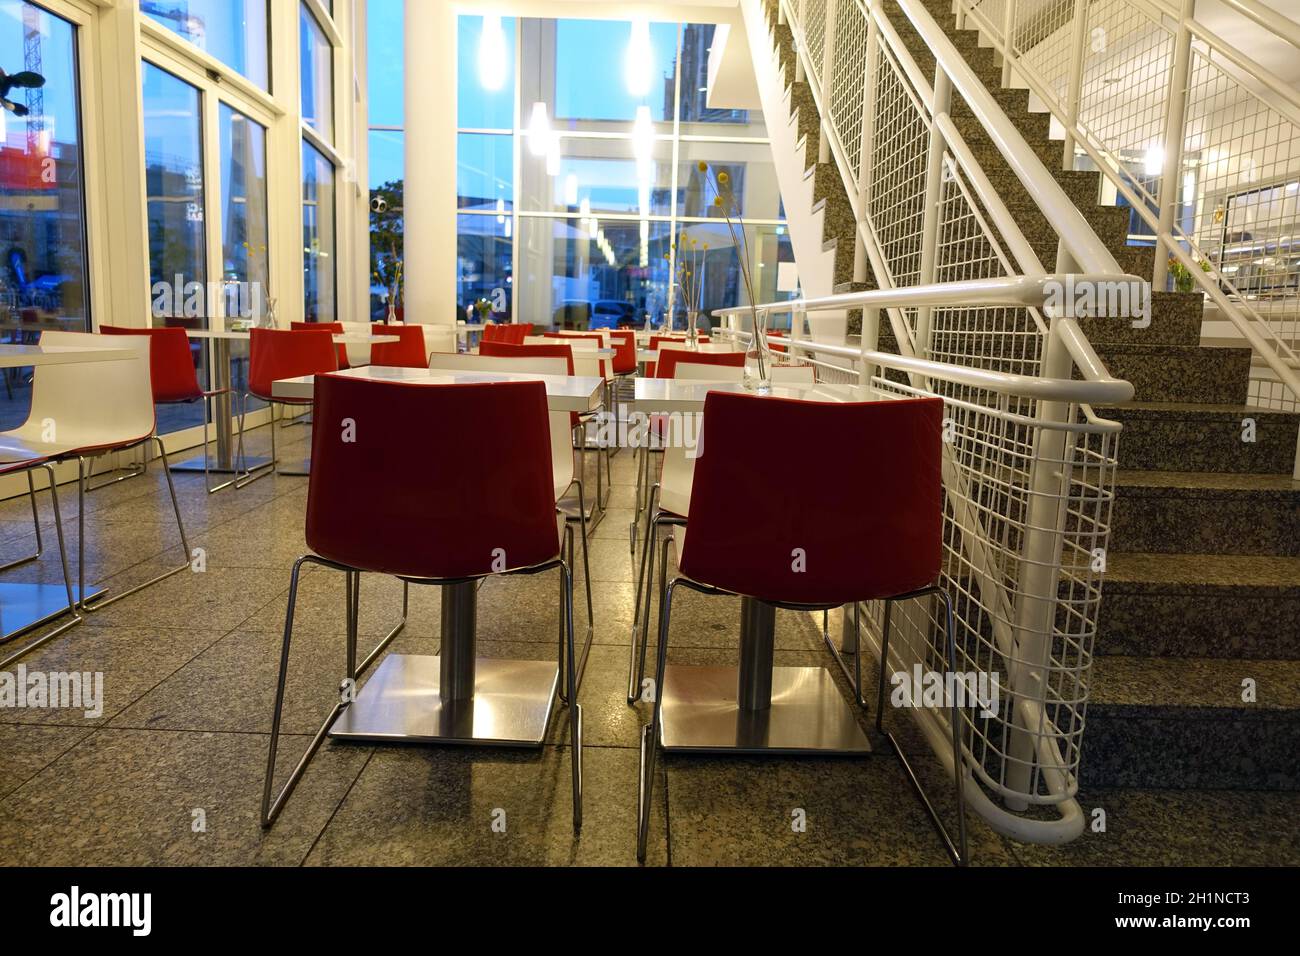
{"left": 404, "top": 0, "right": 459, "bottom": 342}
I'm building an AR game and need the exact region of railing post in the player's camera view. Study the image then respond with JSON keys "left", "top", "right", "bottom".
{"left": 856, "top": 6, "right": 881, "bottom": 246}
{"left": 1000, "top": 0, "right": 1017, "bottom": 87}
{"left": 1060, "top": 0, "right": 1090, "bottom": 171}
{"left": 915, "top": 68, "right": 954, "bottom": 362}
{"left": 820, "top": 0, "right": 840, "bottom": 111}
{"left": 1152, "top": 0, "right": 1197, "bottom": 292}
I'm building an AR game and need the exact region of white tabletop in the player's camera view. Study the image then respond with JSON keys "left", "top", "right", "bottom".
{"left": 0, "top": 344, "right": 135, "bottom": 369}
{"left": 630, "top": 378, "right": 859, "bottom": 413}
{"left": 272, "top": 365, "right": 605, "bottom": 413}
{"left": 184, "top": 329, "right": 399, "bottom": 345}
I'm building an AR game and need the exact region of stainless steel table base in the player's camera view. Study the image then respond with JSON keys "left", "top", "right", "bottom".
{"left": 169, "top": 453, "right": 273, "bottom": 476}
{"left": 658, "top": 665, "right": 872, "bottom": 754}
{"left": 328, "top": 654, "right": 559, "bottom": 746}
{"left": 0, "top": 582, "right": 103, "bottom": 643}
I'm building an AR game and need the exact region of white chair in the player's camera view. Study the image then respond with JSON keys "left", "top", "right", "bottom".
{"left": 427, "top": 350, "right": 595, "bottom": 685}
{"left": 0, "top": 332, "right": 191, "bottom": 664}
{"left": 627, "top": 359, "right": 746, "bottom": 701}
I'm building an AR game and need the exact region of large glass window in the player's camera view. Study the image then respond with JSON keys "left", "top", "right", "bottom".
{"left": 367, "top": 6, "right": 787, "bottom": 331}
{"left": 0, "top": 0, "right": 89, "bottom": 429}
{"left": 140, "top": 2, "right": 269, "bottom": 91}
{"left": 302, "top": 141, "right": 336, "bottom": 323}
{"left": 219, "top": 104, "right": 269, "bottom": 317}
{"left": 300, "top": 3, "right": 334, "bottom": 142}
{"left": 143, "top": 62, "right": 206, "bottom": 323}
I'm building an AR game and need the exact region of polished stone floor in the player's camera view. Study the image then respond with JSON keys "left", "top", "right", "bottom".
{"left": 0, "top": 424, "right": 1295, "bottom": 867}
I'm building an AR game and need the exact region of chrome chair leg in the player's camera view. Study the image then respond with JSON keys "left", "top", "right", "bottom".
{"left": 627, "top": 482, "right": 660, "bottom": 703}
{"left": 0, "top": 463, "right": 83, "bottom": 667}
{"left": 822, "top": 600, "right": 867, "bottom": 709}
{"left": 561, "top": 553, "right": 583, "bottom": 830}
{"left": 637, "top": 537, "right": 676, "bottom": 863}
{"left": 0, "top": 470, "right": 44, "bottom": 572}
{"left": 84, "top": 447, "right": 146, "bottom": 493}
{"left": 875, "top": 587, "right": 969, "bottom": 867}
{"left": 77, "top": 437, "right": 191, "bottom": 613}
{"left": 236, "top": 395, "right": 278, "bottom": 489}
{"left": 203, "top": 388, "right": 252, "bottom": 494}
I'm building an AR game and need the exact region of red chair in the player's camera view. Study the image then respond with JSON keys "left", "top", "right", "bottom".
{"left": 645, "top": 334, "right": 710, "bottom": 377}
{"left": 608, "top": 329, "right": 637, "bottom": 376}
{"left": 291, "top": 321, "right": 349, "bottom": 370}
{"left": 656, "top": 349, "right": 744, "bottom": 380}
{"left": 633, "top": 392, "right": 962, "bottom": 863}
{"left": 101, "top": 325, "right": 250, "bottom": 493}
{"left": 261, "top": 376, "right": 583, "bottom": 831}
{"left": 239, "top": 328, "right": 338, "bottom": 484}
{"left": 369, "top": 324, "right": 428, "bottom": 368}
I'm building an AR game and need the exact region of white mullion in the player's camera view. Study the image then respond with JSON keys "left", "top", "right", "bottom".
{"left": 201, "top": 86, "right": 225, "bottom": 331}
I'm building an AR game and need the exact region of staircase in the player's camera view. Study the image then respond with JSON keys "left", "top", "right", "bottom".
{"left": 756, "top": 0, "right": 1300, "bottom": 791}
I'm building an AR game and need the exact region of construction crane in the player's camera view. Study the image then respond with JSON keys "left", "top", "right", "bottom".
{"left": 22, "top": 1, "right": 43, "bottom": 155}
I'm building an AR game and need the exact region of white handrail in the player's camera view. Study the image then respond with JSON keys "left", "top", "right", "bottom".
{"left": 883, "top": 0, "right": 1123, "bottom": 275}
{"left": 1213, "top": 0, "right": 1300, "bottom": 50}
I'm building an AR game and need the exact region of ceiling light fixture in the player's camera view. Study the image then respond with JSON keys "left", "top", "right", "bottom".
{"left": 625, "top": 18, "right": 653, "bottom": 97}
{"left": 527, "top": 102, "right": 551, "bottom": 157}
{"left": 478, "top": 15, "right": 508, "bottom": 92}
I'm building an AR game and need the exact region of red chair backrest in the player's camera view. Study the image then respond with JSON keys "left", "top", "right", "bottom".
{"left": 305, "top": 376, "right": 559, "bottom": 579}
{"left": 480, "top": 340, "right": 575, "bottom": 374}
{"left": 481, "top": 324, "right": 502, "bottom": 343}
{"left": 769, "top": 329, "right": 788, "bottom": 354}
{"left": 649, "top": 335, "right": 708, "bottom": 350}
{"left": 369, "top": 324, "right": 427, "bottom": 368}
{"left": 249, "top": 328, "right": 339, "bottom": 401}
{"left": 680, "top": 393, "right": 944, "bottom": 605}
{"left": 101, "top": 325, "right": 202, "bottom": 404}
{"left": 544, "top": 332, "right": 609, "bottom": 378}
{"left": 480, "top": 341, "right": 579, "bottom": 425}
{"left": 659, "top": 349, "right": 745, "bottom": 380}
{"left": 608, "top": 330, "right": 636, "bottom": 374}
{"left": 292, "top": 321, "right": 349, "bottom": 370}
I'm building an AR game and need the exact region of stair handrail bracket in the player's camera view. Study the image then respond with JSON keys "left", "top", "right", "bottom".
{"left": 751, "top": 0, "right": 1150, "bottom": 845}
{"left": 950, "top": 0, "right": 1300, "bottom": 463}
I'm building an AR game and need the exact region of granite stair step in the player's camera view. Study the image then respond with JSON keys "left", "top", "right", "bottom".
{"left": 1096, "top": 402, "right": 1300, "bottom": 473}
{"left": 1110, "top": 470, "right": 1299, "bottom": 556}
{"left": 1098, "top": 552, "right": 1300, "bottom": 658}
{"left": 1089, "top": 344, "right": 1252, "bottom": 404}
{"left": 1076, "top": 291, "right": 1203, "bottom": 347}
{"left": 1081, "top": 655, "right": 1300, "bottom": 790}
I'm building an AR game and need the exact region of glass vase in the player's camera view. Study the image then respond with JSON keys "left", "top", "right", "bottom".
{"left": 744, "top": 307, "right": 772, "bottom": 393}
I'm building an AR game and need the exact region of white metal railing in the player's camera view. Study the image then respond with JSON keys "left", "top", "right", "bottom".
{"left": 954, "top": 0, "right": 1300, "bottom": 439}
{"left": 757, "top": 0, "right": 1154, "bottom": 845}
{"left": 716, "top": 273, "right": 1131, "bottom": 846}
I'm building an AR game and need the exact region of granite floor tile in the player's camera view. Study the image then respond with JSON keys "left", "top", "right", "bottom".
{"left": 75, "top": 560, "right": 293, "bottom": 631}
{"left": 1009, "top": 788, "right": 1300, "bottom": 866}
{"left": 304, "top": 744, "right": 667, "bottom": 867}
{"left": 0, "top": 728, "right": 371, "bottom": 866}
{"left": 0, "top": 625, "right": 227, "bottom": 727}
{"left": 0, "top": 723, "right": 93, "bottom": 800}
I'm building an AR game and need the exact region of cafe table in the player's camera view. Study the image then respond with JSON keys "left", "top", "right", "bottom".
{"left": 168, "top": 328, "right": 399, "bottom": 478}
{"left": 628, "top": 376, "right": 871, "bottom": 756}
{"left": 273, "top": 365, "right": 605, "bottom": 747}
{"left": 0, "top": 343, "right": 136, "bottom": 639}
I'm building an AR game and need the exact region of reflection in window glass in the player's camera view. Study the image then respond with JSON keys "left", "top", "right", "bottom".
{"left": 677, "top": 141, "right": 782, "bottom": 220}
{"left": 140, "top": 1, "right": 269, "bottom": 90}
{"left": 517, "top": 217, "right": 670, "bottom": 330}
{"left": 458, "top": 214, "right": 512, "bottom": 321}
{"left": 300, "top": 3, "right": 334, "bottom": 141}
{"left": 520, "top": 135, "right": 672, "bottom": 216}
{"left": 458, "top": 14, "right": 516, "bottom": 130}
{"left": 522, "top": 19, "right": 677, "bottom": 127}
{"left": 219, "top": 105, "right": 269, "bottom": 316}
{"left": 676, "top": 24, "right": 765, "bottom": 136}
{"left": 457, "top": 133, "right": 513, "bottom": 212}
{"left": 143, "top": 62, "right": 206, "bottom": 322}
{"left": 367, "top": 0, "right": 403, "bottom": 126}
{"left": 675, "top": 222, "right": 793, "bottom": 325}
{"left": 303, "top": 142, "right": 336, "bottom": 323}
{"left": 0, "top": 1, "right": 89, "bottom": 429}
